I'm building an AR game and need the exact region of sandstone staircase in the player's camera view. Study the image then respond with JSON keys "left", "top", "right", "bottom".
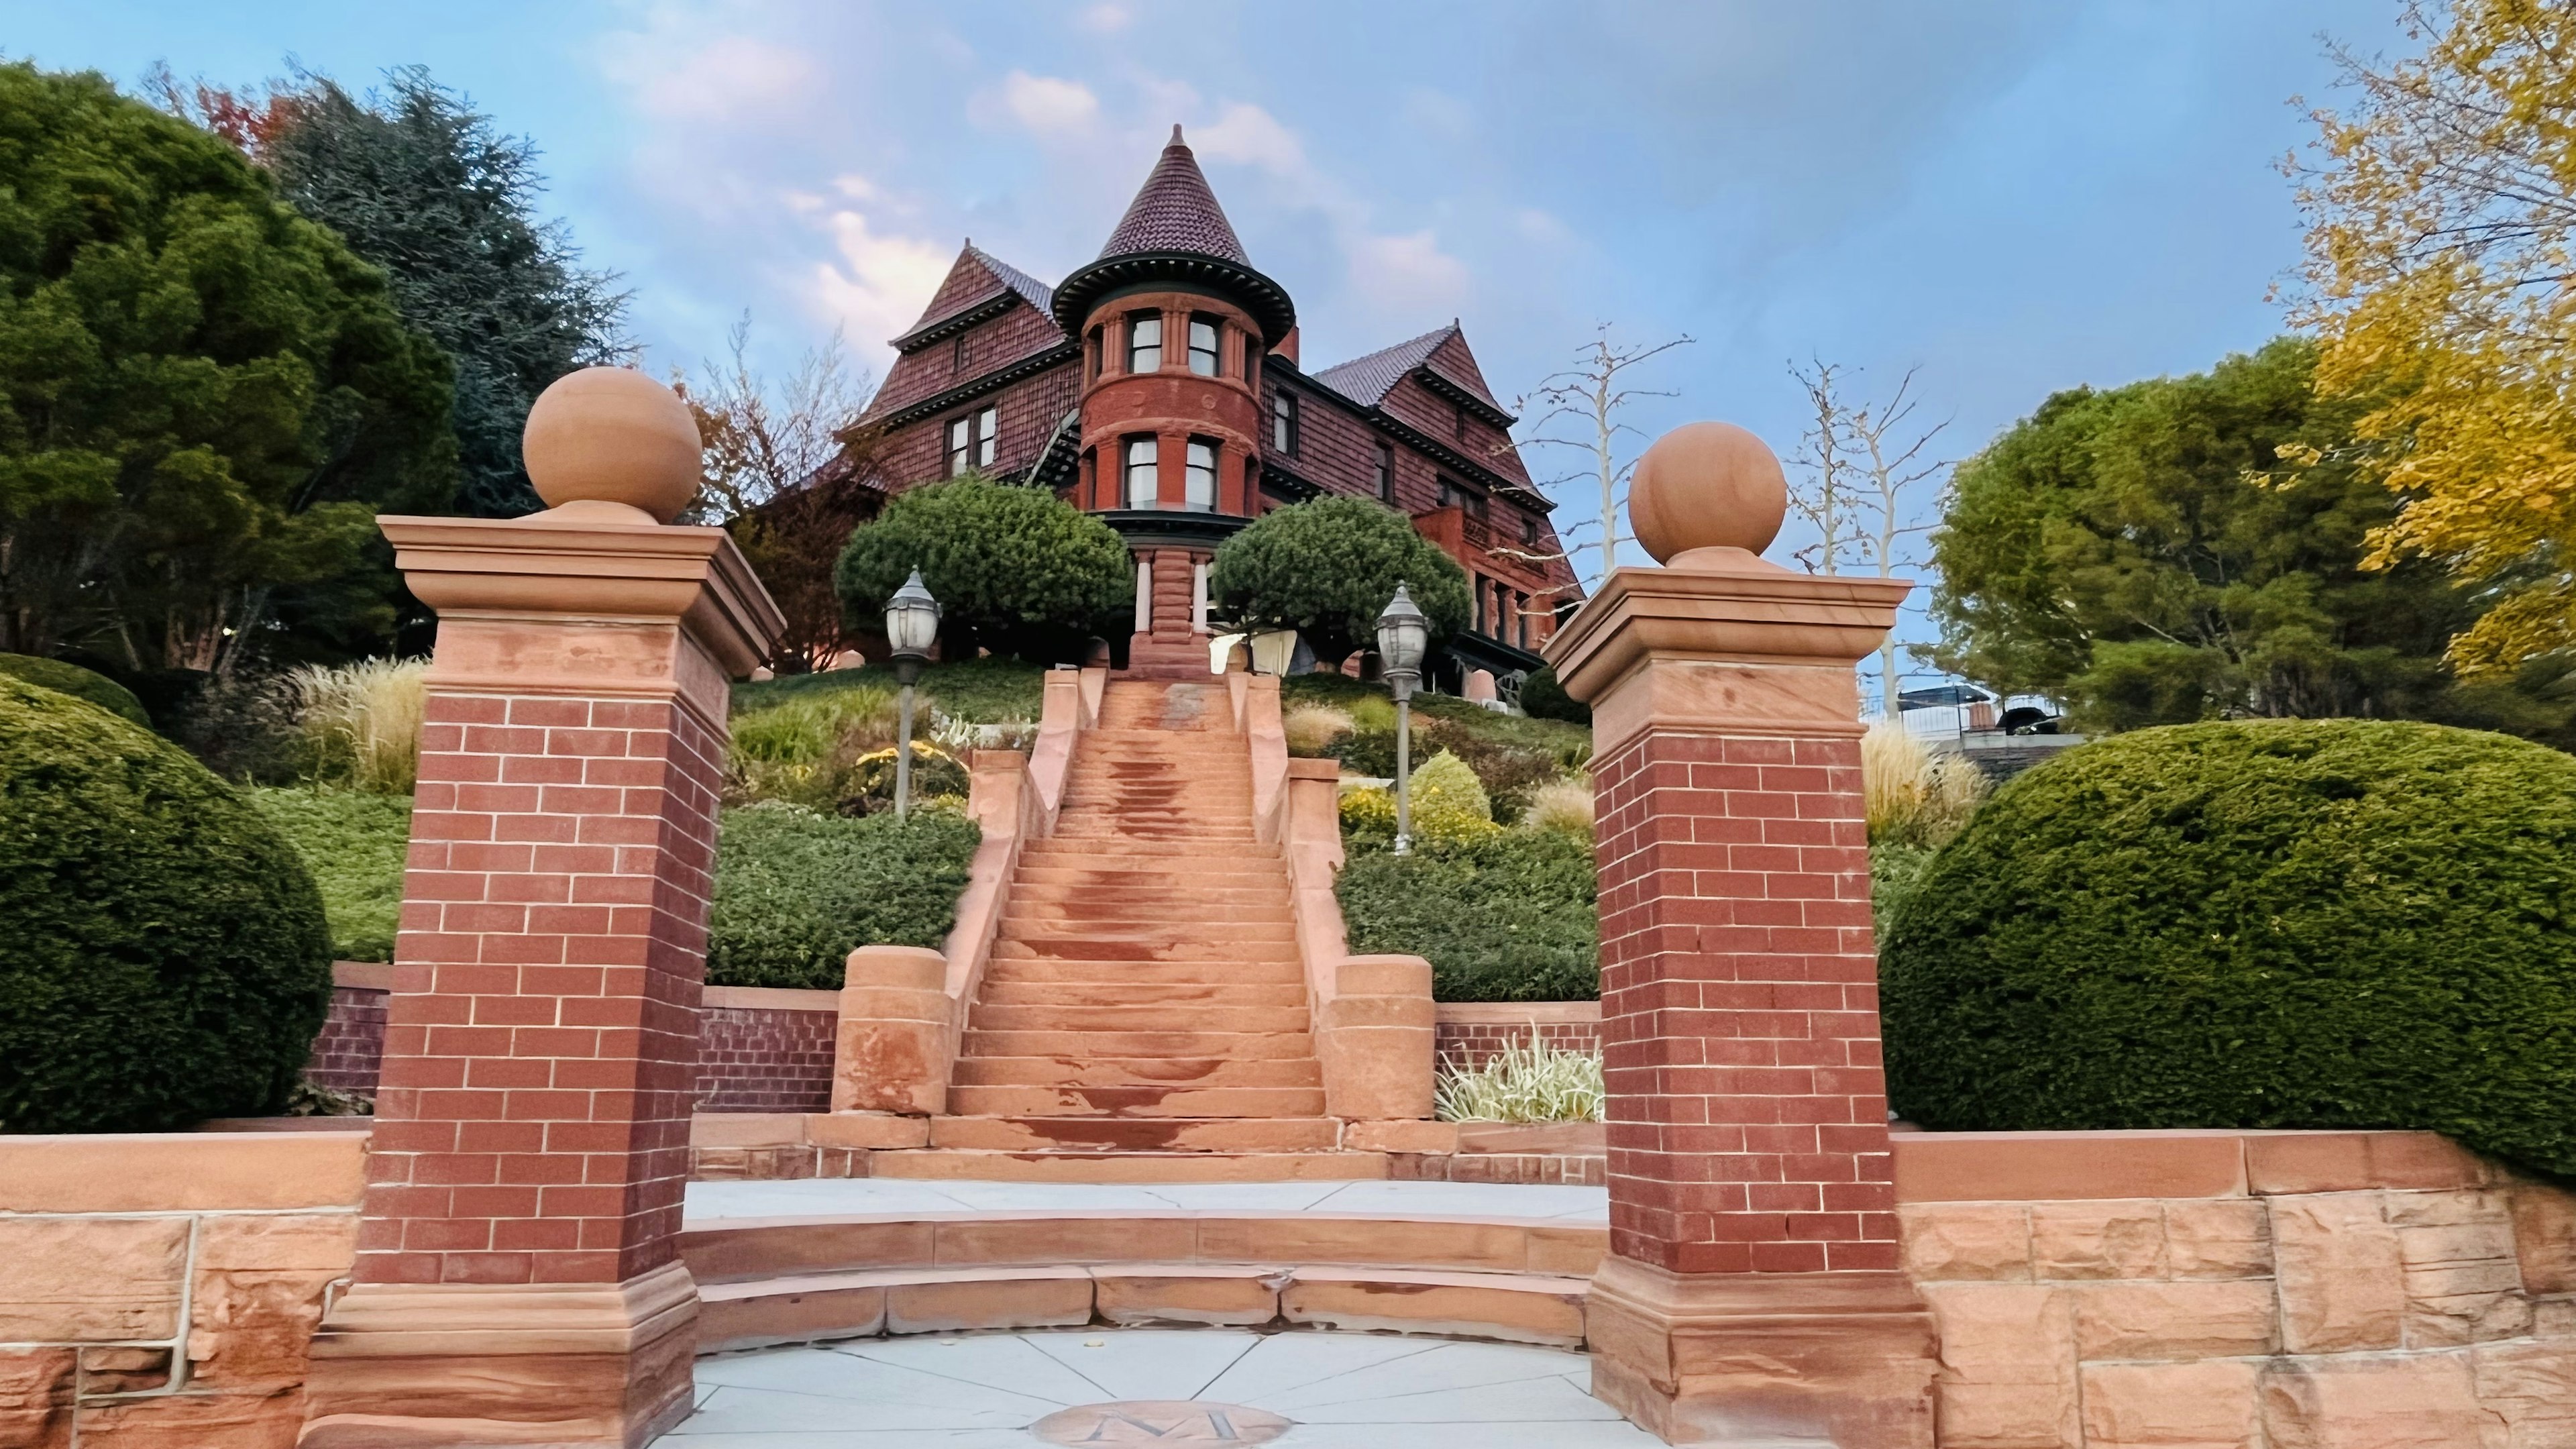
{"left": 900, "top": 680, "right": 1351, "bottom": 1175}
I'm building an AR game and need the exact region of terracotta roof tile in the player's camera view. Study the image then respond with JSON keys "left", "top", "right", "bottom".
{"left": 1098, "top": 125, "right": 1250, "bottom": 264}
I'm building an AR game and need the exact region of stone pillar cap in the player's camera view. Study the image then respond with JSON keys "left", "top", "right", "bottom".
{"left": 522, "top": 367, "right": 703, "bottom": 525}
{"left": 1630, "top": 421, "right": 1788, "bottom": 572}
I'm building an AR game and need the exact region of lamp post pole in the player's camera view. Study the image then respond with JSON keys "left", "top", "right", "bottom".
{"left": 885, "top": 570, "right": 941, "bottom": 820}
{"left": 1375, "top": 583, "right": 1430, "bottom": 858}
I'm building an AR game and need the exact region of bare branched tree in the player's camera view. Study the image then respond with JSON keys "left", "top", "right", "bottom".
{"left": 1790, "top": 360, "right": 1951, "bottom": 714}
{"left": 1509, "top": 325, "right": 1695, "bottom": 590}
{"left": 672, "top": 317, "right": 879, "bottom": 670}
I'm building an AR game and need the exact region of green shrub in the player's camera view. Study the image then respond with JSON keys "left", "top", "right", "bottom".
{"left": 834, "top": 476, "right": 1131, "bottom": 662}
{"left": 0, "top": 680, "right": 332, "bottom": 1131}
{"left": 1340, "top": 750, "right": 1501, "bottom": 845}
{"left": 0, "top": 654, "right": 150, "bottom": 727}
{"left": 707, "top": 804, "right": 980, "bottom": 989}
{"left": 1880, "top": 720, "right": 2576, "bottom": 1178}
{"left": 1517, "top": 665, "right": 1590, "bottom": 725}
{"left": 1210, "top": 496, "right": 1471, "bottom": 664}
{"left": 250, "top": 788, "right": 414, "bottom": 961}
{"left": 1338, "top": 827, "right": 1597, "bottom": 1002}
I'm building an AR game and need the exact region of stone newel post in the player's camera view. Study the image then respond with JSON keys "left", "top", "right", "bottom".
{"left": 299, "top": 370, "right": 783, "bottom": 1448}
{"left": 1542, "top": 423, "right": 1936, "bottom": 1447}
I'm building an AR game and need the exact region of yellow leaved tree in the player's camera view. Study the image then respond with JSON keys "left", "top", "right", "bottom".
{"left": 2290, "top": 0, "right": 2576, "bottom": 674}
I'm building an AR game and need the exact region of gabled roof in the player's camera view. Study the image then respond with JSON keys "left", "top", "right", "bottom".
{"left": 891, "top": 243, "right": 1062, "bottom": 352}
{"left": 1311, "top": 324, "right": 1460, "bottom": 407}
{"left": 966, "top": 244, "right": 1055, "bottom": 316}
{"left": 1098, "top": 125, "right": 1250, "bottom": 264}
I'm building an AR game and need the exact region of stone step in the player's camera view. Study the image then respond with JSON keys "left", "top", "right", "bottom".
{"left": 1010, "top": 867, "right": 1285, "bottom": 887}
{"left": 944, "top": 1085, "right": 1328, "bottom": 1118}
{"left": 969, "top": 1003, "right": 1311, "bottom": 1034}
{"left": 1007, "top": 884, "right": 1287, "bottom": 906}
{"left": 976, "top": 961, "right": 1307, "bottom": 988}
{"left": 1022, "top": 839, "right": 1276, "bottom": 856}
{"left": 950, "top": 1056, "right": 1325, "bottom": 1089}
{"left": 996, "top": 920, "right": 1297, "bottom": 944}
{"left": 998, "top": 904, "right": 1294, "bottom": 928}
{"left": 864, "top": 1150, "right": 1387, "bottom": 1183}
{"left": 989, "top": 939, "right": 1300, "bottom": 965}
{"left": 976, "top": 981, "right": 1307, "bottom": 1008}
{"left": 960, "top": 1028, "right": 1317, "bottom": 1059}
{"left": 929, "top": 1115, "right": 1341, "bottom": 1153}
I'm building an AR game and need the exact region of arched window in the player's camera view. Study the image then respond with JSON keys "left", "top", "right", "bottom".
{"left": 1185, "top": 439, "right": 1217, "bottom": 511}
{"left": 1123, "top": 437, "right": 1159, "bottom": 508}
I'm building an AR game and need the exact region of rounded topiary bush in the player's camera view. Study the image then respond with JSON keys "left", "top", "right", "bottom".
{"left": 0, "top": 653, "right": 152, "bottom": 727}
{"left": 0, "top": 679, "right": 333, "bottom": 1131}
{"left": 1880, "top": 719, "right": 2576, "bottom": 1177}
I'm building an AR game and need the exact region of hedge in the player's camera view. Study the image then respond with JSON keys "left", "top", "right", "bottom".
{"left": 0, "top": 653, "right": 151, "bottom": 727}
{"left": 1338, "top": 828, "right": 1598, "bottom": 1002}
{"left": 0, "top": 679, "right": 332, "bottom": 1131}
{"left": 250, "top": 788, "right": 415, "bottom": 961}
{"left": 706, "top": 804, "right": 980, "bottom": 989}
{"left": 1880, "top": 719, "right": 2576, "bottom": 1178}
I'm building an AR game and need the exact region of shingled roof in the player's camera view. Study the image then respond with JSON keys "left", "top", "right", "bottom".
{"left": 965, "top": 244, "right": 1055, "bottom": 318}
{"left": 1097, "top": 125, "right": 1250, "bottom": 264}
{"left": 1311, "top": 323, "right": 1512, "bottom": 421}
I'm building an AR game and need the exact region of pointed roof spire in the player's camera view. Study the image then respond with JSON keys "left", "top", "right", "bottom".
{"left": 1097, "top": 124, "right": 1249, "bottom": 264}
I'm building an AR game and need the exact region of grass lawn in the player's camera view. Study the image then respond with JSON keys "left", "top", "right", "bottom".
{"left": 733, "top": 657, "right": 1046, "bottom": 722}
{"left": 248, "top": 787, "right": 413, "bottom": 962}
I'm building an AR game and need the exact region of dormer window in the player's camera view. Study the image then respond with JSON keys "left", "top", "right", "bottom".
{"left": 1188, "top": 317, "right": 1220, "bottom": 376}
{"left": 1128, "top": 313, "right": 1163, "bottom": 374}
{"left": 1271, "top": 392, "right": 1299, "bottom": 455}
{"left": 946, "top": 407, "right": 998, "bottom": 476}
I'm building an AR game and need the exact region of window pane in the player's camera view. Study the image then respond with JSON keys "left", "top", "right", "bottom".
{"left": 1376, "top": 446, "right": 1394, "bottom": 502}
{"left": 1188, "top": 319, "right": 1219, "bottom": 376}
{"left": 1130, "top": 315, "right": 1161, "bottom": 373}
{"left": 1185, "top": 441, "right": 1216, "bottom": 511}
{"left": 1273, "top": 394, "right": 1295, "bottom": 453}
{"left": 947, "top": 418, "right": 969, "bottom": 476}
{"left": 977, "top": 407, "right": 998, "bottom": 466}
{"left": 1124, "top": 437, "right": 1158, "bottom": 508}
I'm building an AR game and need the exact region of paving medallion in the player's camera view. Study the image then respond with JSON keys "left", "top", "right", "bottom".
{"left": 1030, "top": 1399, "right": 1293, "bottom": 1446}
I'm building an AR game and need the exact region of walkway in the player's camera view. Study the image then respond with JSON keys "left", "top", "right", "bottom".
{"left": 684, "top": 1177, "right": 1609, "bottom": 1223}
{"left": 672, "top": 1327, "right": 1662, "bottom": 1447}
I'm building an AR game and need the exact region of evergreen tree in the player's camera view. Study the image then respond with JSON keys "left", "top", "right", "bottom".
{"left": 834, "top": 476, "right": 1132, "bottom": 663}
{"left": 1210, "top": 496, "right": 1470, "bottom": 667}
{"left": 176, "top": 66, "right": 630, "bottom": 517}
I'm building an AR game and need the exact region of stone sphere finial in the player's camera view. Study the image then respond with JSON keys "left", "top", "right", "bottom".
{"left": 522, "top": 367, "right": 703, "bottom": 524}
{"left": 1628, "top": 421, "right": 1789, "bottom": 570}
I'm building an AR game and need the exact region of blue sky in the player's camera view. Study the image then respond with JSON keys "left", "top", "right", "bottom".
{"left": 12, "top": 0, "right": 2395, "bottom": 673}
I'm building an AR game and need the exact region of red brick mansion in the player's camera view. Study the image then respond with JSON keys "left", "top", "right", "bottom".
{"left": 839, "top": 125, "right": 1582, "bottom": 684}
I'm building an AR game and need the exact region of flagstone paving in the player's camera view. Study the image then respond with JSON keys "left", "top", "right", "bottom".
{"left": 683, "top": 1177, "right": 1611, "bottom": 1223}
{"left": 667, "top": 1328, "right": 1662, "bottom": 1446}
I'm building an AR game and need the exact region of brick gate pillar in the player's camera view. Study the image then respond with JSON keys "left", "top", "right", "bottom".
{"left": 299, "top": 369, "right": 782, "bottom": 1448}
{"left": 1542, "top": 422, "right": 1935, "bottom": 1448}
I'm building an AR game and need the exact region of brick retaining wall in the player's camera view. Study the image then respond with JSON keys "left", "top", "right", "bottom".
{"left": 311, "top": 973, "right": 1608, "bottom": 1106}
{"left": 1432, "top": 1001, "right": 1601, "bottom": 1067}
{"left": 305, "top": 967, "right": 838, "bottom": 1113}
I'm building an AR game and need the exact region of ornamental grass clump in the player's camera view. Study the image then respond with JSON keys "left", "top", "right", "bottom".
{"left": 1435, "top": 1032, "right": 1605, "bottom": 1123}
{"left": 1880, "top": 719, "right": 2576, "bottom": 1179}
{"left": 1283, "top": 703, "right": 1354, "bottom": 757}
{"left": 1519, "top": 777, "right": 1593, "bottom": 839}
{"left": 1861, "top": 720, "right": 1986, "bottom": 849}
{"left": 293, "top": 658, "right": 427, "bottom": 794}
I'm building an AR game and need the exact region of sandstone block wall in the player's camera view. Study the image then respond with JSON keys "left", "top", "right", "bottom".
{"left": 0, "top": 1132, "right": 368, "bottom": 1448}
{"left": 1898, "top": 1131, "right": 2576, "bottom": 1449}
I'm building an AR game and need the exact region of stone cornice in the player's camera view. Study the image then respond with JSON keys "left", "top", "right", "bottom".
{"left": 380, "top": 512, "right": 786, "bottom": 682}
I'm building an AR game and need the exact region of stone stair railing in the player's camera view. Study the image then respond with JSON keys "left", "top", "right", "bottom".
{"left": 830, "top": 666, "right": 1102, "bottom": 1117}
{"left": 1233, "top": 673, "right": 1443, "bottom": 1144}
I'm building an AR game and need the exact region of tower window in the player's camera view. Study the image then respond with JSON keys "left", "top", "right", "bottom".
{"left": 1271, "top": 392, "right": 1299, "bottom": 455}
{"left": 1188, "top": 317, "right": 1220, "bottom": 376}
{"left": 1375, "top": 443, "right": 1395, "bottom": 504}
{"left": 1123, "top": 436, "right": 1159, "bottom": 508}
{"left": 946, "top": 406, "right": 998, "bottom": 476}
{"left": 1086, "top": 327, "right": 1102, "bottom": 381}
{"left": 1127, "top": 313, "right": 1162, "bottom": 373}
{"left": 1185, "top": 439, "right": 1218, "bottom": 511}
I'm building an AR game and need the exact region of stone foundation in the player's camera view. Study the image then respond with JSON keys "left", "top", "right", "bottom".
{"left": 0, "top": 1132, "right": 368, "bottom": 1449}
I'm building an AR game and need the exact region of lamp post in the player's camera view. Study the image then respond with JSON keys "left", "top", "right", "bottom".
{"left": 884, "top": 569, "right": 940, "bottom": 820}
{"left": 1375, "top": 583, "right": 1429, "bottom": 857}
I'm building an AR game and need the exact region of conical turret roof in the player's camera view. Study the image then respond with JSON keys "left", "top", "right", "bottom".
{"left": 1052, "top": 125, "right": 1294, "bottom": 343}
{"left": 1097, "top": 125, "right": 1250, "bottom": 264}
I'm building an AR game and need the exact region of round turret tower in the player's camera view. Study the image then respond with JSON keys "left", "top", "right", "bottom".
{"left": 1053, "top": 126, "right": 1296, "bottom": 676}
